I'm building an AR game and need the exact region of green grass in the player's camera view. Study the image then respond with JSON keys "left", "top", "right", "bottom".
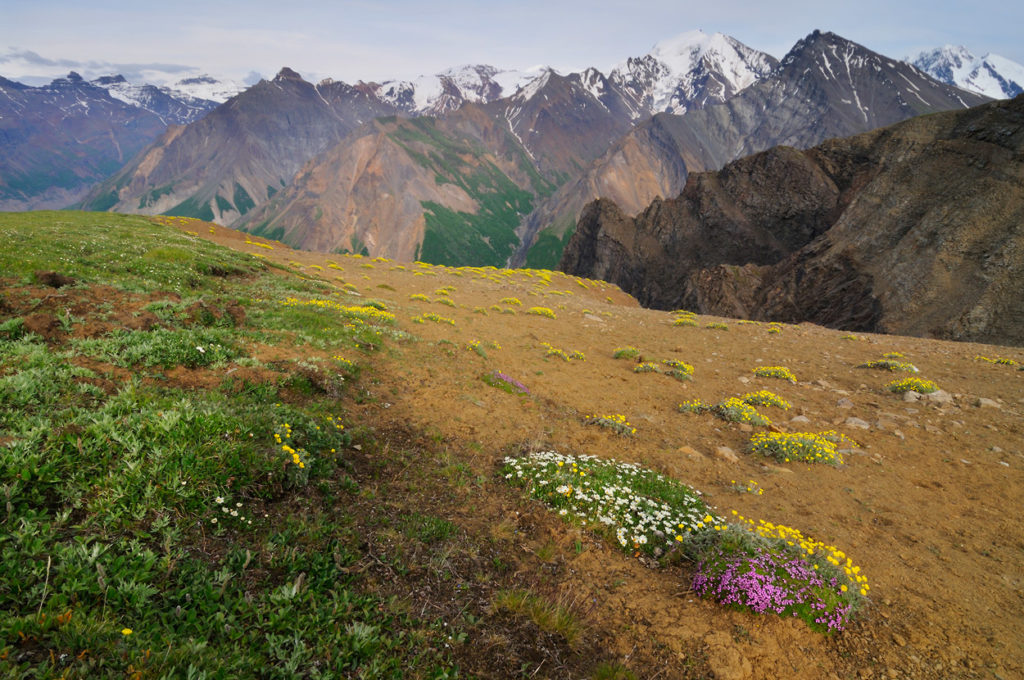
{"left": 0, "top": 212, "right": 462, "bottom": 678}
{"left": 0, "top": 212, "right": 261, "bottom": 293}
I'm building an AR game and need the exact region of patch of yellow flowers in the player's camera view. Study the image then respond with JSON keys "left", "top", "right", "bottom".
{"left": 730, "top": 511, "right": 870, "bottom": 597}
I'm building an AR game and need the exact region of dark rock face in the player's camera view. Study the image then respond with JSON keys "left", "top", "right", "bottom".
{"left": 561, "top": 95, "right": 1024, "bottom": 346}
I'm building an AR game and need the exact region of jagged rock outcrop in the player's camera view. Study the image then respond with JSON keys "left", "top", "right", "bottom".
{"left": 560, "top": 94, "right": 1024, "bottom": 346}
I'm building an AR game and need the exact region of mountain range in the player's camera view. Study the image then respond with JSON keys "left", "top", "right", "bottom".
{"left": 73, "top": 30, "right": 989, "bottom": 270}
{"left": 0, "top": 72, "right": 240, "bottom": 211}
{"left": 2, "top": 29, "right": 1021, "bottom": 277}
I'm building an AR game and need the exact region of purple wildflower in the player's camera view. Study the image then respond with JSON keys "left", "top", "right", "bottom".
{"left": 693, "top": 546, "right": 855, "bottom": 633}
{"left": 487, "top": 370, "right": 530, "bottom": 395}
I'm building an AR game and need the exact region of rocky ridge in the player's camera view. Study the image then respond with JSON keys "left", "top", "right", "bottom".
{"left": 560, "top": 94, "right": 1024, "bottom": 346}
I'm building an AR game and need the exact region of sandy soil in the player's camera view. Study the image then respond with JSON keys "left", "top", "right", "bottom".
{"left": 191, "top": 221, "right": 1024, "bottom": 680}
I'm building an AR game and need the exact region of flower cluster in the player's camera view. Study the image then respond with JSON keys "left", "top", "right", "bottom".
{"left": 482, "top": 371, "right": 530, "bottom": 395}
{"left": 679, "top": 398, "right": 772, "bottom": 427}
{"left": 858, "top": 359, "right": 919, "bottom": 372}
{"left": 332, "top": 355, "right": 356, "bottom": 372}
{"left": 741, "top": 390, "right": 791, "bottom": 410}
{"left": 975, "top": 355, "right": 1017, "bottom": 366}
{"left": 678, "top": 399, "right": 712, "bottom": 414}
{"left": 500, "top": 452, "right": 869, "bottom": 633}
{"left": 748, "top": 431, "right": 844, "bottom": 465}
{"left": 705, "top": 322, "right": 729, "bottom": 330}
{"left": 672, "top": 310, "right": 698, "bottom": 327}
{"left": 500, "top": 297, "right": 523, "bottom": 306}
{"left": 584, "top": 413, "right": 636, "bottom": 436}
{"left": 501, "top": 451, "right": 720, "bottom": 556}
{"left": 693, "top": 544, "right": 856, "bottom": 633}
{"left": 728, "top": 513, "right": 870, "bottom": 599}
{"left": 714, "top": 398, "right": 772, "bottom": 426}
{"left": 752, "top": 366, "right": 797, "bottom": 383}
{"left": 279, "top": 297, "right": 395, "bottom": 324}
{"left": 210, "top": 495, "right": 254, "bottom": 527}
{"left": 633, "top": 362, "right": 659, "bottom": 373}
{"left": 662, "top": 359, "right": 694, "bottom": 381}
{"left": 526, "top": 306, "right": 557, "bottom": 319}
{"left": 412, "top": 312, "right": 456, "bottom": 326}
{"left": 540, "top": 342, "right": 584, "bottom": 361}
{"left": 885, "top": 377, "right": 939, "bottom": 394}
{"left": 731, "top": 479, "right": 764, "bottom": 495}
{"left": 612, "top": 346, "right": 640, "bottom": 359}
{"left": 275, "top": 423, "right": 306, "bottom": 469}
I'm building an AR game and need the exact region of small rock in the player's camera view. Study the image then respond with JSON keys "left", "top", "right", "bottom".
{"left": 991, "top": 446, "right": 1003, "bottom": 453}
{"left": 845, "top": 417, "right": 871, "bottom": 430}
{"left": 790, "top": 415, "right": 811, "bottom": 424}
{"left": 762, "top": 464, "right": 793, "bottom": 474}
{"left": 903, "top": 391, "right": 922, "bottom": 402}
{"left": 975, "top": 398, "right": 1001, "bottom": 409}
{"left": 960, "top": 459, "right": 971, "bottom": 465}
{"left": 893, "top": 633, "right": 907, "bottom": 647}
{"left": 738, "top": 376, "right": 750, "bottom": 384}
{"left": 815, "top": 379, "right": 833, "bottom": 389}
{"left": 893, "top": 429, "right": 905, "bottom": 440}
{"left": 715, "top": 446, "right": 739, "bottom": 463}
{"left": 837, "top": 398, "right": 854, "bottom": 409}
{"left": 679, "top": 445, "right": 704, "bottom": 461}
{"left": 924, "top": 389, "right": 954, "bottom": 405}
{"left": 924, "top": 424, "right": 943, "bottom": 434}
{"left": 999, "top": 461, "right": 1010, "bottom": 467}
{"left": 738, "top": 423, "right": 752, "bottom": 433}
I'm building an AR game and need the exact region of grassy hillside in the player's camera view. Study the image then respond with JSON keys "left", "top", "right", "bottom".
{"left": 3, "top": 212, "right": 1023, "bottom": 679}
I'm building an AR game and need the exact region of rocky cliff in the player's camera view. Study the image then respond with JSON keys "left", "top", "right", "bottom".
{"left": 560, "top": 94, "right": 1024, "bottom": 346}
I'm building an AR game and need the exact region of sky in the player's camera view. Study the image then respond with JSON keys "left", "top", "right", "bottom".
{"left": 2, "top": 0, "right": 1022, "bottom": 87}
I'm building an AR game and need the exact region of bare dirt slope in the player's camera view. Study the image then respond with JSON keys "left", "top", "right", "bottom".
{"left": 195, "top": 220, "right": 1024, "bottom": 679}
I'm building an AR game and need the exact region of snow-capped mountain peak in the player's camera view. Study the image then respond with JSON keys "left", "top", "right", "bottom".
{"left": 610, "top": 29, "right": 777, "bottom": 115}
{"left": 910, "top": 46, "right": 1023, "bottom": 100}
{"left": 88, "top": 74, "right": 232, "bottom": 125}
{"left": 372, "top": 64, "right": 541, "bottom": 115}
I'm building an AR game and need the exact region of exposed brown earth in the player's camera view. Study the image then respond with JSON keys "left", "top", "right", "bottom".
{"left": 175, "top": 220, "right": 1024, "bottom": 679}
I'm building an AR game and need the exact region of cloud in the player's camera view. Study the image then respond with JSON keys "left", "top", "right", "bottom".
{"left": 0, "top": 48, "right": 201, "bottom": 85}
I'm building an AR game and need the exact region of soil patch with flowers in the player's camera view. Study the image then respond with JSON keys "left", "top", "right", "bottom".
{"left": 4, "top": 212, "right": 1024, "bottom": 680}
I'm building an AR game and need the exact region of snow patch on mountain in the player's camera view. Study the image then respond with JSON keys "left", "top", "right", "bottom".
{"left": 910, "top": 46, "right": 1023, "bottom": 99}
{"left": 171, "top": 75, "right": 248, "bottom": 103}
